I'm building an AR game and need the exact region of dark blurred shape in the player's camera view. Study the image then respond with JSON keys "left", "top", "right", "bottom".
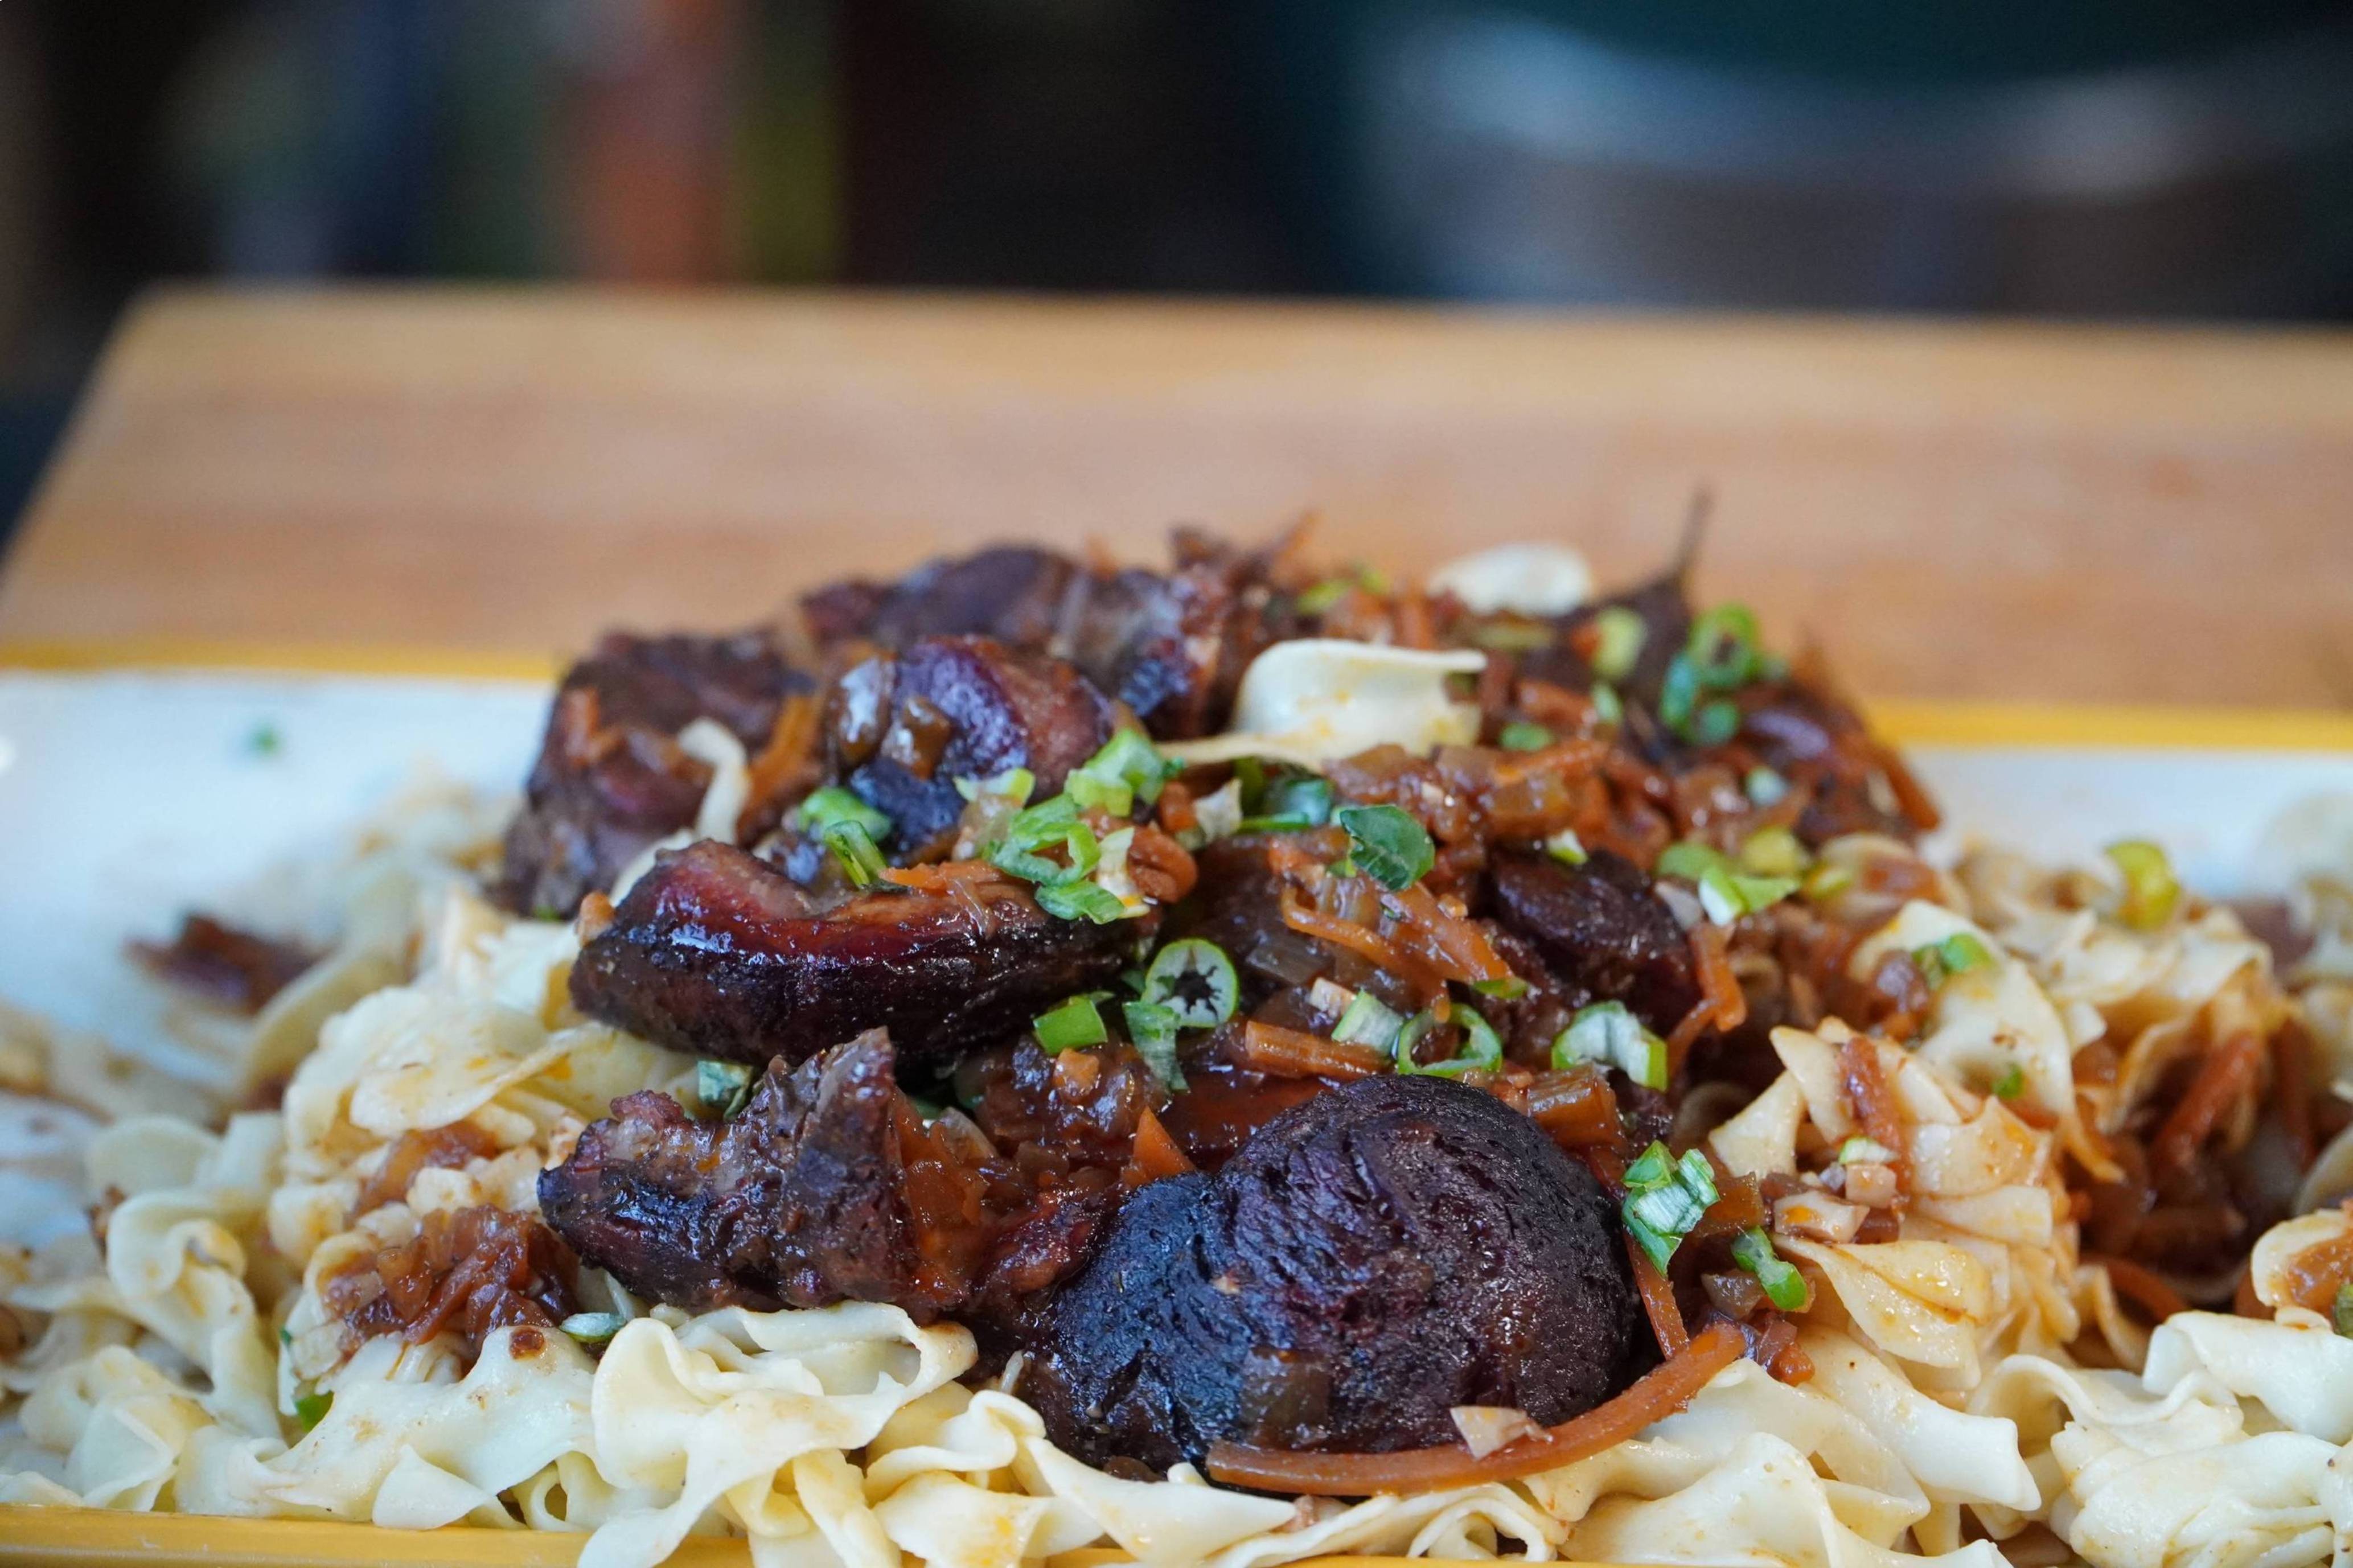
{"left": 3, "top": 0, "right": 2351, "bottom": 536}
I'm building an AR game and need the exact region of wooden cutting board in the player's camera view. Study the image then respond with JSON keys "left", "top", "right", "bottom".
{"left": 2, "top": 286, "right": 2348, "bottom": 707}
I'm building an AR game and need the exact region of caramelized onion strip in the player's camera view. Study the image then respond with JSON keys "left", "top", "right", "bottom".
{"left": 2153, "top": 1030, "right": 2262, "bottom": 1172}
{"left": 2088, "top": 1253, "right": 2191, "bottom": 1324}
{"left": 1235, "top": 1020, "right": 1389, "bottom": 1082}
{"left": 1204, "top": 1323, "right": 1743, "bottom": 1496}
{"left": 1627, "top": 1236, "right": 1690, "bottom": 1358}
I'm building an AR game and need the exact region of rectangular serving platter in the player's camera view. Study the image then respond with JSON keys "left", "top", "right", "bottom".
{"left": 1, "top": 651, "right": 2351, "bottom": 1567}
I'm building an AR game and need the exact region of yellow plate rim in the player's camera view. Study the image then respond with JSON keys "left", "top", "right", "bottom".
{"left": 2, "top": 637, "right": 2350, "bottom": 752}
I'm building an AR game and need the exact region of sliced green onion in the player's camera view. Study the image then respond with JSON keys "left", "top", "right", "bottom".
{"left": 1240, "top": 774, "right": 1336, "bottom": 833}
{"left": 1658, "top": 655, "right": 1700, "bottom": 732}
{"left": 1591, "top": 606, "right": 1647, "bottom": 682}
{"left": 1658, "top": 842, "right": 1791, "bottom": 923}
{"left": 1471, "top": 621, "right": 1555, "bottom": 652}
{"left": 1191, "top": 779, "right": 1245, "bottom": 842}
{"left": 560, "top": 1312, "right": 627, "bottom": 1347}
{"left": 1036, "top": 879, "right": 1131, "bottom": 923}
{"left": 1990, "top": 1063, "right": 2027, "bottom": 1101}
{"left": 1333, "top": 990, "right": 1406, "bottom": 1051}
{"left": 1394, "top": 1005, "right": 1504, "bottom": 1077}
{"left": 954, "top": 767, "right": 1036, "bottom": 805}
{"left": 988, "top": 795, "right": 1101, "bottom": 887}
{"left": 1553, "top": 1001, "right": 1669, "bottom": 1090}
{"left": 1034, "top": 993, "right": 1111, "bottom": 1053}
{"left": 1738, "top": 826, "right": 1808, "bottom": 879}
{"left": 820, "top": 820, "right": 889, "bottom": 887}
{"left": 1744, "top": 766, "right": 1789, "bottom": 806}
{"left": 1590, "top": 682, "right": 1624, "bottom": 728}
{"left": 1336, "top": 804, "right": 1435, "bottom": 891}
{"left": 697, "top": 1059, "right": 755, "bottom": 1119}
{"left": 1141, "top": 939, "right": 1240, "bottom": 1029}
{"left": 293, "top": 1390, "right": 332, "bottom": 1431}
{"left": 2335, "top": 1282, "right": 2353, "bottom": 1339}
{"left": 1472, "top": 974, "right": 1530, "bottom": 999}
{"left": 797, "top": 785, "right": 892, "bottom": 839}
{"left": 1497, "top": 721, "right": 1554, "bottom": 752}
{"left": 2106, "top": 839, "right": 2181, "bottom": 931}
{"left": 1838, "top": 1135, "right": 1897, "bottom": 1165}
{"left": 1656, "top": 841, "right": 1732, "bottom": 883}
{"left": 1802, "top": 862, "right": 1856, "bottom": 902}
{"left": 1731, "top": 1228, "right": 1809, "bottom": 1311}
{"left": 1912, "top": 931, "right": 1995, "bottom": 989}
{"left": 1685, "top": 604, "right": 1764, "bottom": 690}
{"left": 1691, "top": 699, "right": 1742, "bottom": 747}
{"left": 247, "top": 722, "right": 283, "bottom": 758}
{"left": 1619, "top": 1141, "right": 1720, "bottom": 1272}
{"left": 1122, "top": 1000, "right": 1187, "bottom": 1091}
{"left": 1545, "top": 828, "right": 1588, "bottom": 866}
{"left": 1296, "top": 577, "right": 1353, "bottom": 615}
{"left": 1067, "top": 730, "right": 1176, "bottom": 816}
{"left": 1623, "top": 1141, "right": 1676, "bottom": 1191}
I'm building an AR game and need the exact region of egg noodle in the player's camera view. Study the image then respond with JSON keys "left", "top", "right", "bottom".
{"left": 6, "top": 726, "right": 2353, "bottom": 1565}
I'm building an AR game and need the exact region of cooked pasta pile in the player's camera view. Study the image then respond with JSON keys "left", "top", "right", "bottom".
{"left": 5, "top": 538, "right": 2353, "bottom": 1568}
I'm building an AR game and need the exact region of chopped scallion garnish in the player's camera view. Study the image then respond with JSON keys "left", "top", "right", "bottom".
{"left": 2334, "top": 1282, "right": 2353, "bottom": 1339}
{"left": 1333, "top": 990, "right": 1406, "bottom": 1051}
{"left": 954, "top": 767, "right": 1036, "bottom": 805}
{"left": 1619, "top": 1141, "right": 1720, "bottom": 1272}
{"left": 1394, "top": 1005, "right": 1504, "bottom": 1078}
{"left": 1036, "top": 879, "right": 1130, "bottom": 923}
{"left": 1122, "top": 1000, "right": 1187, "bottom": 1091}
{"left": 293, "top": 1390, "right": 332, "bottom": 1431}
{"left": 796, "top": 785, "right": 892, "bottom": 839}
{"left": 1656, "top": 841, "right": 1793, "bottom": 923}
{"left": 1239, "top": 773, "right": 1336, "bottom": 833}
{"left": 1545, "top": 828, "right": 1588, "bottom": 866}
{"left": 1471, "top": 974, "right": 1529, "bottom": 999}
{"left": 1990, "top": 1063, "right": 2027, "bottom": 1101}
{"left": 1911, "top": 931, "right": 1994, "bottom": 989}
{"left": 1140, "top": 939, "right": 1239, "bottom": 1029}
{"left": 1591, "top": 682, "right": 1624, "bottom": 728}
{"left": 1743, "top": 766, "right": 1789, "bottom": 806}
{"left": 1552, "top": 1001, "right": 1668, "bottom": 1089}
{"left": 820, "top": 820, "right": 889, "bottom": 887}
{"left": 1335, "top": 804, "right": 1435, "bottom": 891}
{"left": 559, "top": 1312, "right": 627, "bottom": 1347}
{"left": 1738, "top": 825, "right": 1808, "bottom": 879}
{"left": 1590, "top": 606, "right": 1647, "bottom": 683}
{"left": 1838, "top": 1135, "right": 1897, "bottom": 1165}
{"left": 1497, "top": 721, "right": 1554, "bottom": 752}
{"left": 697, "top": 1059, "right": 755, "bottom": 1119}
{"left": 1034, "top": 993, "right": 1111, "bottom": 1053}
{"left": 2105, "top": 839, "right": 2180, "bottom": 931}
{"left": 1731, "top": 1227, "right": 1809, "bottom": 1311}
{"left": 1066, "top": 730, "right": 1177, "bottom": 817}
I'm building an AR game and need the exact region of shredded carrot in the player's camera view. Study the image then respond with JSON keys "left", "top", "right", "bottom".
{"left": 1872, "top": 742, "right": 1943, "bottom": 832}
{"left": 738, "top": 692, "right": 822, "bottom": 838}
{"left": 1486, "top": 737, "right": 1608, "bottom": 789}
{"left": 1204, "top": 1323, "right": 1742, "bottom": 1495}
{"left": 1768, "top": 1338, "right": 1814, "bottom": 1386}
{"left": 1122, "top": 1107, "right": 1197, "bottom": 1185}
{"left": 1838, "top": 1036, "right": 1907, "bottom": 1182}
{"left": 1524, "top": 1069, "right": 1623, "bottom": 1147}
{"left": 1235, "top": 1020, "right": 1389, "bottom": 1081}
{"left": 2153, "top": 1030, "right": 2263, "bottom": 1172}
{"left": 1627, "top": 1236, "right": 1690, "bottom": 1358}
{"left": 878, "top": 860, "right": 1011, "bottom": 891}
{"left": 2088, "top": 1253, "right": 2192, "bottom": 1323}
{"left": 1664, "top": 996, "right": 1716, "bottom": 1066}
{"left": 1378, "top": 882, "right": 1512, "bottom": 985}
{"left": 1281, "top": 894, "right": 1448, "bottom": 998}
{"left": 1689, "top": 921, "right": 1747, "bottom": 1034}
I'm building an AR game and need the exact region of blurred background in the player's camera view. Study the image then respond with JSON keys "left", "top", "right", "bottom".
{"left": 6, "top": 0, "right": 2353, "bottom": 537}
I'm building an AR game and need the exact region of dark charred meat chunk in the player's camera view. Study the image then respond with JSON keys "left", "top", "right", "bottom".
{"left": 319, "top": 1206, "right": 578, "bottom": 1360}
{"left": 541, "top": 1029, "right": 929, "bottom": 1314}
{"left": 802, "top": 546, "right": 1077, "bottom": 651}
{"left": 132, "top": 914, "right": 318, "bottom": 1014}
{"left": 569, "top": 840, "right": 1148, "bottom": 1073}
{"left": 1486, "top": 850, "right": 1702, "bottom": 1037}
{"left": 540, "top": 1030, "right": 1156, "bottom": 1323}
{"left": 1024, "top": 1074, "right": 1647, "bottom": 1471}
{"left": 497, "top": 630, "right": 810, "bottom": 917}
{"left": 832, "top": 637, "right": 1114, "bottom": 856}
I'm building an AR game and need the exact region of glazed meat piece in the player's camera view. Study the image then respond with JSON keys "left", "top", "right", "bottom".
{"left": 831, "top": 636, "right": 1114, "bottom": 856}
{"left": 319, "top": 1206, "right": 578, "bottom": 1360}
{"left": 540, "top": 1030, "right": 1155, "bottom": 1322}
{"left": 569, "top": 839, "right": 1148, "bottom": 1072}
{"left": 803, "top": 533, "right": 1300, "bottom": 742}
{"left": 132, "top": 913, "right": 318, "bottom": 1014}
{"left": 541, "top": 1029, "right": 938, "bottom": 1313}
{"left": 801, "top": 545, "right": 1077, "bottom": 652}
{"left": 1024, "top": 1073, "right": 1647, "bottom": 1471}
{"left": 1485, "top": 850, "right": 1701, "bottom": 1037}
{"left": 498, "top": 629, "right": 810, "bottom": 917}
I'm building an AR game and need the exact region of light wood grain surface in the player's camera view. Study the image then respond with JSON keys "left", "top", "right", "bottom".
{"left": 2, "top": 286, "right": 2348, "bottom": 706}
